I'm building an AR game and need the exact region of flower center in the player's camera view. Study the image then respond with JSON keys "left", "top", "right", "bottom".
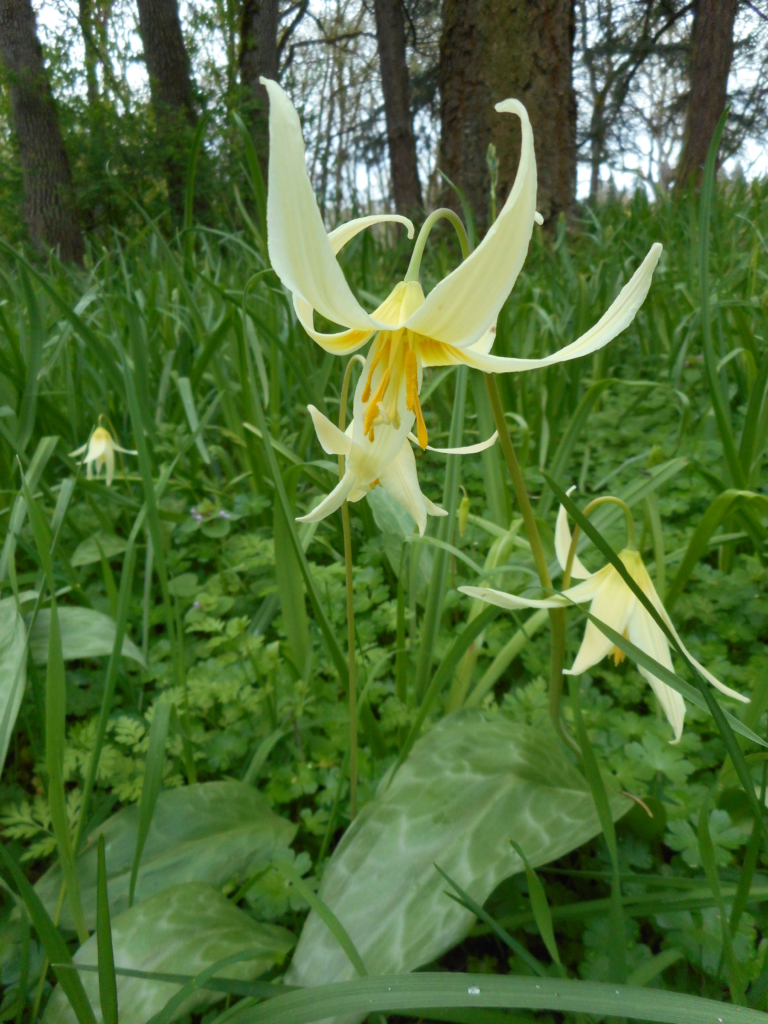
{"left": 361, "top": 331, "right": 428, "bottom": 447}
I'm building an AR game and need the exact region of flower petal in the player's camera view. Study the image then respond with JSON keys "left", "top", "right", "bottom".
{"left": 409, "top": 430, "right": 498, "bottom": 455}
{"left": 296, "top": 473, "right": 356, "bottom": 523}
{"left": 459, "top": 585, "right": 566, "bottom": 611}
{"left": 104, "top": 444, "right": 115, "bottom": 487}
{"left": 377, "top": 441, "right": 428, "bottom": 536}
{"left": 69, "top": 443, "right": 88, "bottom": 456}
{"left": 444, "top": 243, "right": 663, "bottom": 373}
{"left": 627, "top": 605, "right": 685, "bottom": 742}
{"left": 403, "top": 99, "right": 536, "bottom": 350}
{"left": 307, "top": 405, "right": 353, "bottom": 456}
{"left": 567, "top": 569, "right": 634, "bottom": 675}
{"left": 555, "top": 492, "right": 590, "bottom": 579}
{"left": 262, "top": 78, "right": 377, "bottom": 333}
{"left": 293, "top": 214, "right": 414, "bottom": 353}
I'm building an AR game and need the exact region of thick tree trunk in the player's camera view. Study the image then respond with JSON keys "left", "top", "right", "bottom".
{"left": 0, "top": 0, "right": 84, "bottom": 262}
{"left": 240, "top": 0, "right": 279, "bottom": 174}
{"left": 373, "top": 0, "right": 422, "bottom": 212}
{"left": 440, "top": 0, "right": 576, "bottom": 232}
{"left": 676, "top": 0, "right": 739, "bottom": 189}
{"left": 135, "top": 0, "right": 197, "bottom": 216}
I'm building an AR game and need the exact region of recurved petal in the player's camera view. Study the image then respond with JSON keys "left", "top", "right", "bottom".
{"left": 409, "top": 431, "right": 498, "bottom": 454}
{"left": 307, "top": 405, "right": 353, "bottom": 456}
{"left": 296, "top": 473, "right": 357, "bottom": 524}
{"left": 567, "top": 570, "right": 634, "bottom": 675}
{"left": 328, "top": 215, "right": 414, "bottom": 256}
{"left": 459, "top": 586, "right": 566, "bottom": 611}
{"left": 261, "top": 78, "right": 376, "bottom": 333}
{"left": 403, "top": 99, "right": 536, "bottom": 350}
{"left": 627, "top": 605, "right": 685, "bottom": 742}
{"left": 555, "top": 491, "right": 591, "bottom": 579}
{"left": 377, "top": 441, "right": 429, "bottom": 535}
{"left": 449, "top": 243, "right": 663, "bottom": 374}
{"left": 104, "top": 445, "right": 115, "bottom": 487}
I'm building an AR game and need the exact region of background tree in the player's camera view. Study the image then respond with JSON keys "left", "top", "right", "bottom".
{"left": 373, "top": 0, "right": 422, "bottom": 211}
{"left": 135, "top": 0, "right": 198, "bottom": 217}
{"left": 676, "top": 0, "right": 739, "bottom": 186}
{"left": 240, "top": 0, "right": 280, "bottom": 173}
{"left": 440, "top": 0, "right": 577, "bottom": 230}
{"left": 0, "top": 0, "right": 84, "bottom": 262}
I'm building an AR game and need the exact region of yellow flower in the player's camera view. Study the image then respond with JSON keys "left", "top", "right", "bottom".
{"left": 461, "top": 503, "right": 747, "bottom": 742}
{"left": 260, "top": 77, "right": 662, "bottom": 453}
{"left": 69, "top": 426, "right": 136, "bottom": 486}
{"left": 299, "top": 405, "right": 497, "bottom": 536}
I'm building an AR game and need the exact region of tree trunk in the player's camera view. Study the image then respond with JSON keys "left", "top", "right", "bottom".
{"left": 0, "top": 0, "right": 84, "bottom": 262}
{"left": 135, "top": 0, "right": 197, "bottom": 217}
{"left": 373, "top": 0, "right": 422, "bottom": 212}
{"left": 440, "top": 0, "right": 576, "bottom": 232}
{"left": 78, "top": 0, "right": 99, "bottom": 107}
{"left": 239, "top": 0, "right": 279, "bottom": 174}
{"left": 675, "top": 0, "right": 739, "bottom": 189}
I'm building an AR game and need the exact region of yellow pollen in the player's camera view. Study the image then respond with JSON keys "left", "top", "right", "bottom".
{"left": 363, "top": 367, "right": 391, "bottom": 435}
{"left": 368, "top": 427, "right": 375, "bottom": 442}
{"left": 405, "top": 348, "right": 428, "bottom": 448}
{"left": 611, "top": 631, "right": 629, "bottom": 666}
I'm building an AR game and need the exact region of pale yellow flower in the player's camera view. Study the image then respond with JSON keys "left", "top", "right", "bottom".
{"left": 461, "top": 503, "right": 747, "bottom": 741}
{"left": 260, "top": 76, "right": 662, "bottom": 454}
{"left": 70, "top": 426, "right": 136, "bottom": 486}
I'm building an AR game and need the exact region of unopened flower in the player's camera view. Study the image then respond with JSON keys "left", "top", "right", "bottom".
{"left": 260, "top": 77, "right": 662, "bottom": 457}
{"left": 299, "top": 405, "right": 496, "bottom": 536}
{"left": 70, "top": 426, "right": 136, "bottom": 487}
{"left": 461, "top": 503, "right": 747, "bottom": 741}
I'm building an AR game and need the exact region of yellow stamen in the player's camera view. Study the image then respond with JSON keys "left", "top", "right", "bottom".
{"left": 363, "top": 367, "right": 391, "bottom": 435}
{"left": 368, "top": 427, "right": 375, "bottom": 442}
{"left": 361, "top": 346, "right": 383, "bottom": 403}
{"left": 405, "top": 348, "right": 428, "bottom": 448}
{"left": 611, "top": 631, "right": 629, "bottom": 666}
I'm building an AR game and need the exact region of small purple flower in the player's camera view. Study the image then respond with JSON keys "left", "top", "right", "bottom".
{"left": 190, "top": 507, "right": 204, "bottom": 523}
{"left": 192, "top": 601, "right": 201, "bottom": 610}
{"left": 218, "top": 510, "right": 232, "bottom": 520}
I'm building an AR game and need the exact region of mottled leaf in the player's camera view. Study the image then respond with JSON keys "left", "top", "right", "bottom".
{"left": 36, "top": 781, "right": 296, "bottom": 930}
{"left": 288, "top": 712, "right": 628, "bottom": 1007}
{"left": 28, "top": 607, "right": 144, "bottom": 666}
{"left": 43, "top": 882, "right": 294, "bottom": 1024}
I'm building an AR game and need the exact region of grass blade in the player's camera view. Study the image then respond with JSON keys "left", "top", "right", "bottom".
{"left": 508, "top": 842, "right": 564, "bottom": 975}
{"left": 128, "top": 699, "right": 172, "bottom": 906}
{"left": 96, "top": 834, "right": 118, "bottom": 1024}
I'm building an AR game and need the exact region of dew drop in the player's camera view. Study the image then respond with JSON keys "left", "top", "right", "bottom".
{"left": 467, "top": 986, "right": 481, "bottom": 996}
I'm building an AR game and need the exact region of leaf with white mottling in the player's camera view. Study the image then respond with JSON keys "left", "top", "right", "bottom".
{"left": 43, "top": 882, "right": 294, "bottom": 1024}
{"left": 288, "top": 712, "right": 628, "bottom": 1013}
{"left": 0, "top": 598, "right": 27, "bottom": 777}
{"left": 36, "top": 781, "right": 296, "bottom": 930}
{"left": 28, "top": 607, "right": 144, "bottom": 665}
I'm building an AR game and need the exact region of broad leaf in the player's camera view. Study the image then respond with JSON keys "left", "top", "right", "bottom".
{"left": 288, "top": 712, "right": 628, "bottom": 1001}
{"left": 36, "top": 781, "right": 296, "bottom": 930}
{"left": 0, "top": 598, "right": 27, "bottom": 777}
{"left": 43, "top": 882, "right": 294, "bottom": 1024}
{"left": 71, "top": 533, "right": 129, "bottom": 567}
{"left": 28, "top": 607, "right": 144, "bottom": 666}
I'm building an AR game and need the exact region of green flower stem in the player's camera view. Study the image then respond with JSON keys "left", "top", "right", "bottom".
{"left": 563, "top": 497, "right": 636, "bottom": 589}
{"left": 404, "top": 208, "right": 471, "bottom": 283}
{"left": 339, "top": 356, "right": 365, "bottom": 820}
{"left": 484, "top": 374, "right": 571, "bottom": 748}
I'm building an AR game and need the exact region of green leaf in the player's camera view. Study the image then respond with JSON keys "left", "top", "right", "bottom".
{"left": 217, "top": 971, "right": 768, "bottom": 1024}
{"left": 43, "top": 882, "right": 294, "bottom": 1024}
{"left": 96, "top": 835, "right": 118, "bottom": 1024}
{"left": 28, "top": 606, "right": 144, "bottom": 666}
{"left": 288, "top": 713, "right": 628, "bottom": 994}
{"left": 36, "top": 781, "right": 296, "bottom": 930}
{"left": 0, "top": 597, "right": 27, "bottom": 776}
{"left": 0, "top": 435, "right": 59, "bottom": 582}
{"left": 274, "top": 468, "right": 310, "bottom": 674}
{"left": 71, "top": 532, "right": 128, "bottom": 567}
{"left": 508, "top": 841, "right": 563, "bottom": 973}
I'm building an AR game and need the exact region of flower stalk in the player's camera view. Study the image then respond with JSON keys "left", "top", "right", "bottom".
{"left": 339, "top": 356, "right": 365, "bottom": 820}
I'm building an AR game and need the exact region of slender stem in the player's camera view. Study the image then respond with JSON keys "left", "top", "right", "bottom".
{"left": 339, "top": 356, "right": 364, "bottom": 820}
{"left": 404, "top": 208, "right": 471, "bottom": 282}
{"left": 485, "top": 374, "right": 573, "bottom": 749}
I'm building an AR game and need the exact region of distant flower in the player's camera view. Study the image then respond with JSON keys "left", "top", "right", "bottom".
{"left": 260, "top": 76, "right": 662, "bottom": 459}
{"left": 461, "top": 502, "right": 747, "bottom": 742}
{"left": 190, "top": 508, "right": 204, "bottom": 523}
{"left": 70, "top": 426, "right": 136, "bottom": 487}
{"left": 218, "top": 510, "right": 232, "bottom": 520}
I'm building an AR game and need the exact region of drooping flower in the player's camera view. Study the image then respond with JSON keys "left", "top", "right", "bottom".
{"left": 460, "top": 502, "right": 747, "bottom": 742}
{"left": 70, "top": 426, "right": 136, "bottom": 486}
{"left": 299, "top": 404, "right": 497, "bottom": 536}
{"left": 260, "top": 76, "right": 662, "bottom": 456}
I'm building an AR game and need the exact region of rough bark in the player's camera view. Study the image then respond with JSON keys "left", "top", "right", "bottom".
{"left": 135, "top": 0, "right": 197, "bottom": 216}
{"left": 676, "top": 0, "right": 739, "bottom": 188}
{"left": 0, "top": 0, "right": 84, "bottom": 262}
{"left": 440, "top": 0, "right": 576, "bottom": 231}
{"left": 373, "top": 0, "right": 422, "bottom": 212}
{"left": 240, "top": 0, "right": 279, "bottom": 173}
